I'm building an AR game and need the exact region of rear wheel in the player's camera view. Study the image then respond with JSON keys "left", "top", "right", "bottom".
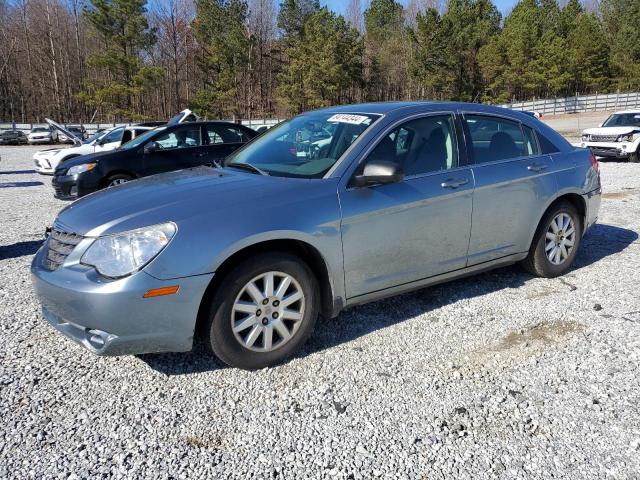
{"left": 105, "top": 174, "right": 133, "bottom": 188}
{"left": 205, "top": 252, "right": 319, "bottom": 369}
{"left": 521, "top": 200, "right": 582, "bottom": 278}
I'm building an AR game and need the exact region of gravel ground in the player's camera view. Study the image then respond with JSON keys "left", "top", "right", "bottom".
{"left": 1, "top": 145, "right": 639, "bottom": 479}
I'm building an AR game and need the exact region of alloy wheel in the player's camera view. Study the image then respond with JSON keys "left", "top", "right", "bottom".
{"left": 545, "top": 213, "right": 576, "bottom": 265}
{"left": 108, "top": 178, "right": 128, "bottom": 187}
{"left": 231, "top": 271, "right": 305, "bottom": 352}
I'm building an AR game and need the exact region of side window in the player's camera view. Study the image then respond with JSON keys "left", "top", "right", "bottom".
{"left": 364, "top": 115, "right": 458, "bottom": 177}
{"left": 154, "top": 126, "right": 201, "bottom": 150}
{"left": 465, "top": 115, "right": 525, "bottom": 163}
{"left": 522, "top": 125, "right": 540, "bottom": 156}
{"left": 121, "top": 130, "right": 132, "bottom": 144}
{"left": 102, "top": 128, "right": 123, "bottom": 144}
{"left": 206, "top": 125, "right": 248, "bottom": 144}
{"left": 537, "top": 132, "right": 560, "bottom": 154}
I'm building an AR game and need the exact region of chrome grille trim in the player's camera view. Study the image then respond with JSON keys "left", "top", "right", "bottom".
{"left": 43, "top": 228, "right": 83, "bottom": 271}
{"left": 590, "top": 135, "right": 619, "bottom": 142}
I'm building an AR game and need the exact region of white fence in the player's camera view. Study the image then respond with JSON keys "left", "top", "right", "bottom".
{"left": 0, "top": 118, "right": 284, "bottom": 135}
{"left": 502, "top": 91, "right": 640, "bottom": 116}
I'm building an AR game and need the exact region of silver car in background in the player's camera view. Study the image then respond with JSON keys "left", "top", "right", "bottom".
{"left": 31, "top": 102, "right": 601, "bottom": 369}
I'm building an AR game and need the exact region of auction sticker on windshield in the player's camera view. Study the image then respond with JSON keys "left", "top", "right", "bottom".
{"left": 327, "top": 114, "right": 370, "bottom": 125}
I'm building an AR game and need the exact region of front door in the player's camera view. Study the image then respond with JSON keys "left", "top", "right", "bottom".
{"left": 339, "top": 113, "right": 474, "bottom": 299}
{"left": 143, "top": 124, "right": 205, "bottom": 175}
{"left": 463, "top": 114, "right": 557, "bottom": 265}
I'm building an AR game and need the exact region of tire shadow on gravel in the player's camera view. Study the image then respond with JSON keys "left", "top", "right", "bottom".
{"left": 138, "top": 223, "right": 637, "bottom": 375}
{"left": 0, "top": 240, "right": 43, "bottom": 260}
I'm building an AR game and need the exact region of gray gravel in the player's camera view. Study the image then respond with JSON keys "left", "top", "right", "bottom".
{"left": 1, "top": 145, "right": 640, "bottom": 479}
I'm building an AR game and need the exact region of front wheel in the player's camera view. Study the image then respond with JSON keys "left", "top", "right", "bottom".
{"left": 629, "top": 151, "right": 639, "bottom": 163}
{"left": 205, "top": 253, "right": 319, "bottom": 369}
{"left": 521, "top": 200, "right": 582, "bottom": 278}
{"left": 105, "top": 174, "right": 133, "bottom": 188}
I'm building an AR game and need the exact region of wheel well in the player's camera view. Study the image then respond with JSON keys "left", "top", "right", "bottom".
{"left": 193, "top": 239, "right": 334, "bottom": 339}
{"left": 553, "top": 193, "right": 586, "bottom": 227}
{"left": 100, "top": 170, "right": 135, "bottom": 187}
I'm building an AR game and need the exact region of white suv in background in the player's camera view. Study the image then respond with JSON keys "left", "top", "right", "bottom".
{"left": 580, "top": 110, "right": 640, "bottom": 162}
{"left": 33, "top": 123, "right": 152, "bottom": 174}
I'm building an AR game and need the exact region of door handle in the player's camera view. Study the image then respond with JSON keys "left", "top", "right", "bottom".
{"left": 441, "top": 178, "right": 469, "bottom": 189}
{"left": 527, "top": 162, "right": 547, "bottom": 172}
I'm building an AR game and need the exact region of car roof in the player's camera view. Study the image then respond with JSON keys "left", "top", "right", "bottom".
{"left": 311, "top": 101, "right": 534, "bottom": 118}
{"left": 613, "top": 110, "right": 640, "bottom": 115}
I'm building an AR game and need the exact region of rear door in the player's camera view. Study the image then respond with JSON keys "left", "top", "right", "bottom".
{"left": 203, "top": 124, "right": 250, "bottom": 165}
{"left": 463, "top": 113, "right": 556, "bottom": 265}
{"left": 143, "top": 124, "right": 205, "bottom": 175}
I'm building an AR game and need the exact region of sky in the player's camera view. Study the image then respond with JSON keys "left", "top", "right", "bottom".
{"left": 321, "top": 0, "right": 517, "bottom": 16}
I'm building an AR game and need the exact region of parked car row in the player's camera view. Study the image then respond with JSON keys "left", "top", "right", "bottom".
{"left": 31, "top": 102, "right": 601, "bottom": 370}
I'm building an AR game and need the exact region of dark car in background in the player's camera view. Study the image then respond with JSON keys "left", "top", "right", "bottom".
{"left": 0, "top": 129, "right": 28, "bottom": 145}
{"left": 52, "top": 121, "right": 257, "bottom": 199}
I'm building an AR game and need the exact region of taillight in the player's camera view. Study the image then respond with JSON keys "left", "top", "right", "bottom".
{"left": 589, "top": 151, "right": 599, "bottom": 174}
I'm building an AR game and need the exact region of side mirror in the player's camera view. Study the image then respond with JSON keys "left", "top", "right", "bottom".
{"left": 144, "top": 142, "right": 158, "bottom": 154}
{"left": 352, "top": 160, "right": 404, "bottom": 188}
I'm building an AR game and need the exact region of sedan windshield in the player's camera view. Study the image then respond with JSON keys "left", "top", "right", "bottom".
{"left": 224, "top": 112, "right": 380, "bottom": 178}
{"left": 602, "top": 113, "right": 640, "bottom": 127}
{"left": 31, "top": 127, "right": 49, "bottom": 133}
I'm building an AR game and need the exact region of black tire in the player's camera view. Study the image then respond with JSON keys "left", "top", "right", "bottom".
{"left": 521, "top": 200, "right": 582, "bottom": 278}
{"left": 104, "top": 174, "right": 133, "bottom": 188}
{"left": 204, "top": 252, "right": 319, "bottom": 369}
{"left": 629, "top": 151, "right": 639, "bottom": 163}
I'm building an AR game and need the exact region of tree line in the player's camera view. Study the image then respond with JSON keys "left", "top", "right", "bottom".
{"left": 0, "top": 0, "right": 637, "bottom": 123}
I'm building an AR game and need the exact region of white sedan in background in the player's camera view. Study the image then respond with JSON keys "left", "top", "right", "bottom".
{"left": 33, "top": 124, "right": 152, "bottom": 174}
{"left": 28, "top": 126, "right": 58, "bottom": 144}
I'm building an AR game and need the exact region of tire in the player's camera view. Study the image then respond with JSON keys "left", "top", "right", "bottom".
{"left": 521, "top": 200, "right": 582, "bottom": 278}
{"left": 105, "top": 174, "right": 133, "bottom": 188}
{"left": 205, "top": 252, "right": 320, "bottom": 369}
{"left": 629, "top": 151, "right": 639, "bottom": 163}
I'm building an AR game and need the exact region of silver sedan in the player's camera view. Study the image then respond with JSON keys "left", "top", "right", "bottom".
{"left": 31, "top": 102, "right": 601, "bottom": 369}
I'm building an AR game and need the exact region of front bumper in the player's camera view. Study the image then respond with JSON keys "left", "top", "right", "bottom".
{"left": 580, "top": 141, "right": 635, "bottom": 159}
{"left": 31, "top": 245, "right": 213, "bottom": 355}
{"left": 52, "top": 172, "right": 100, "bottom": 199}
{"left": 34, "top": 158, "right": 55, "bottom": 174}
{"left": 29, "top": 137, "right": 53, "bottom": 144}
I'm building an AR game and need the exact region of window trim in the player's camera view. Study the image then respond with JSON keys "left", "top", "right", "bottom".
{"left": 346, "top": 111, "right": 465, "bottom": 189}
{"left": 460, "top": 111, "right": 544, "bottom": 166}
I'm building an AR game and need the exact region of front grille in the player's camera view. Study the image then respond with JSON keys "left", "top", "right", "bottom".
{"left": 590, "top": 135, "right": 618, "bottom": 142}
{"left": 43, "top": 228, "right": 83, "bottom": 271}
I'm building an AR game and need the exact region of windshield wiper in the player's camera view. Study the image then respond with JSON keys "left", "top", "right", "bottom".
{"left": 226, "top": 162, "right": 269, "bottom": 176}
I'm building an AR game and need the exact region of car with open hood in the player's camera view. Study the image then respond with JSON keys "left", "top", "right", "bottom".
{"left": 31, "top": 102, "right": 601, "bottom": 369}
{"left": 579, "top": 110, "right": 640, "bottom": 162}
{"left": 51, "top": 121, "right": 257, "bottom": 199}
{"left": 32, "top": 109, "right": 198, "bottom": 174}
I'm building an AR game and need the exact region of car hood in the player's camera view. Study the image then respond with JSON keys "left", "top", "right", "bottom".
{"left": 584, "top": 126, "right": 639, "bottom": 135}
{"left": 54, "top": 167, "right": 310, "bottom": 237}
{"left": 55, "top": 149, "right": 117, "bottom": 172}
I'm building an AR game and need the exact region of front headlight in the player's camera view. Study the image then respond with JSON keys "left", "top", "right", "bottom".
{"left": 67, "top": 163, "right": 97, "bottom": 175}
{"left": 618, "top": 134, "right": 633, "bottom": 142}
{"left": 81, "top": 223, "right": 176, "bottom": 278}
{"left": 581, "top": 134, "right": 590, "bottom": 141}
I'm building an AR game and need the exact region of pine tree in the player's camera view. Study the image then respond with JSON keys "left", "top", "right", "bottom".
{"left": 277, "top": 7, "right": 363, "bottom": 113}
{"left": 79, "top": 0, "right": 163, "bottom": 120}
{"left": 191, "top": 0, "right": 251, "bottom": 119}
